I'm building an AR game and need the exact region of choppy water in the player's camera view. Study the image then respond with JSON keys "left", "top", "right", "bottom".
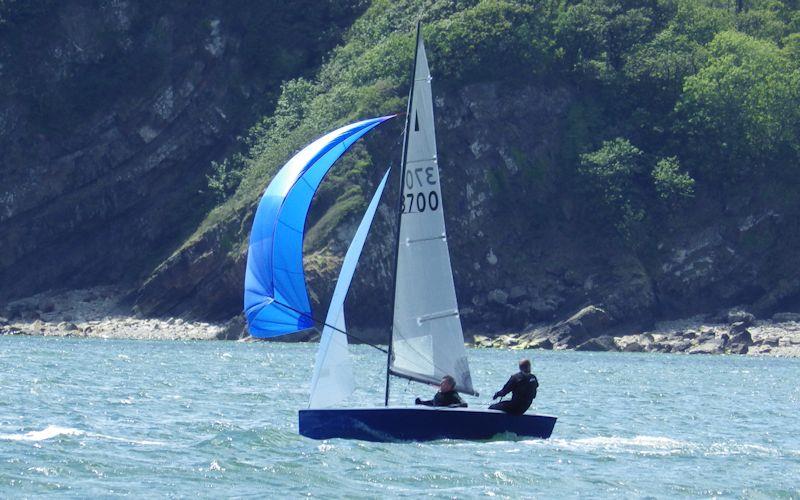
{"left": 1, "top": 337, "right": 798, "bottom": 497}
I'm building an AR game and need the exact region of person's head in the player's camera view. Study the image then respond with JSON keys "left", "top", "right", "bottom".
{"left": 519, "top": 358, "right": 531, "bottom": 373}
{"left": 440, "top": 375, "right": 456, "bottom": 392}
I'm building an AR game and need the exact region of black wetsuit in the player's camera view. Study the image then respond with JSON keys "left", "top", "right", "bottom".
{"left": 415, "top": 390, "right": 467, "bottom": 408}
{"left": 489, "top": 371, "right": 538, "bottom": 415}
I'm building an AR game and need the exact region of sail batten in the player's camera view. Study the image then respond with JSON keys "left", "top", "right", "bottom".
{"left": 388, "top": 31, "right": 475, "bottom": 395}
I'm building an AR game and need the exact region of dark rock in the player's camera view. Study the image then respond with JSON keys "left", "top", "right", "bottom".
{"left": 547, "top": 306, "right": 611, "bottom": 348}
{"left": 488, "top": 289, "right": 509, "bottom": 305}
{"left": 216, "top": 315, "right": 247, "bottom": 340}
{"left": 622, "top": 340, "right": 644, "bottom": 352}
{"left": 671, "top": 340, "right": 693, "bottom": 353}
{"left": 527, "top": 336, "right": 553, "bottom": 350}
{"left": 58, "top": 322, "right": 79, "bottom": 332}
{"left": 696, "top": 330, "right": 716, "bottom": 343}
{"left": 1, "top": 326, "right": 22, "bottom": 335}
{"left": 728, "top": 343, "right": 749, "bottom": 354}
{"left": 725, "top": 309, "right": 755, "bottom": 326}
{"left": 575, "top": 335, "right": 618, "bottom": 352}
{"left": 688, "top": 339, "right": 725, "bottom": 354}
{"left": 728, "top": 322, "right": 753, "bottom": 352}
{"left": 652, "top": 343, "right": 672, "bottom": 353}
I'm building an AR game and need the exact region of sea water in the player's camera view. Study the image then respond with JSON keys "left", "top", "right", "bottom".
{"left": 1, "top": 337, "right": 798, "bottom": 497}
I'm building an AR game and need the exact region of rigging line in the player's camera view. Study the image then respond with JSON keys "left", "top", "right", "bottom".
{"left": 270, "top": 298, "right": 387, "bottom": 354}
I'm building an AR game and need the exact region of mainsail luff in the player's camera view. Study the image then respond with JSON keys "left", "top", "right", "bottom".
{"left": 384, "top": 22, "right": 423, "bottom": 407}
{"left": 388, "top": 25, "right": 476, "bottom": 396}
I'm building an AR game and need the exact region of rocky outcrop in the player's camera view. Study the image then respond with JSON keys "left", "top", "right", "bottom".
{"left": 472, "top": 308, "right": 800, "bottom": 357}
{"left": 0, "top": 1, "right": 362, "bottom": 303}
{"left": 536, "top": 305, "right": 611, "bottom": 349}
{"left": 2, "top": 4, "right": 799, "bottom": 340}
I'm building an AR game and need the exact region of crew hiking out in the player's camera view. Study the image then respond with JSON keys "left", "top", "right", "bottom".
{"left": 489, "top": 359, "right": 538, "bottom": 415}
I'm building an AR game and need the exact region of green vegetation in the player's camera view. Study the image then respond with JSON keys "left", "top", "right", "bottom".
{"left": 188, "top": 0, "right": 800, "bottom": 254}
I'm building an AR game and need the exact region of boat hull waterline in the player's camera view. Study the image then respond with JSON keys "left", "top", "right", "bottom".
{"left": 299, "top": 407, "right": 557, "bottom": 442}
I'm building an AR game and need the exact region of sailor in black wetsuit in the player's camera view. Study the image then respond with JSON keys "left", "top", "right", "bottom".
{"left": 489, "top": 359, "right": 538, "bottom": 415}
{"left": 415, "top": 375, "right": 468, "bottom": 408}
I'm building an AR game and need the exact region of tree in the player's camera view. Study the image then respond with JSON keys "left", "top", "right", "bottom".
{"left": 675, "top": 30, "right": 800, "bottom": 181}
{"left": 652, "top": 156, "right": 695, "bottom": 208}
{"left": 580, "top": 138, "right": 648, "bottom": 243}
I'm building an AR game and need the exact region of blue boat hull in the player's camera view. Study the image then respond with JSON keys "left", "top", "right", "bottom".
{"left": 298, "top": 407, "right": 557, "bottom": 442}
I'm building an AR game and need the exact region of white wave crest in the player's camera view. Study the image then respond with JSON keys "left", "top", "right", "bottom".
{"left": 544, "top": 435, "right": 694, "bottom": 456}
{"left": 526, "top": 435, "right": 793, "bottom": 457}
{"left": 0, "top": 425, "right": 83, "bottom": 442}
{"left": 0, "top": 425, "right": 164, "bottom": 446}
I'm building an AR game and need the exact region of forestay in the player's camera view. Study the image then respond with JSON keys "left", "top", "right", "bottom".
{"left": 389, "top": 33, "right": 475, "bottom": 395}
{"left": 309, "top": 170, "right": 391, "bottom": 408}
{"left": 244, "top": 116, "right": 393, "bottom": 338}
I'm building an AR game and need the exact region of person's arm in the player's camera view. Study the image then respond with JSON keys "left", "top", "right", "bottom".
{"left": 493, "top": 375, "right": 516, "bottom": 399}
{"left": 415, "top": 397, "right": 434, "bottom": 406}
{"left": 449, "top": 393, "right": 467, "bottom": 408}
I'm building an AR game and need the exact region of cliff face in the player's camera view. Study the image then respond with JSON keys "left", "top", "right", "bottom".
{"left": 3, "top": 1, "right": 799, "bottom": 338}
{"left": 131, "top": 79, "right": 800, "bottom": 335}
{"left": 0, "top": 1, "right": 360, "bottom": 302}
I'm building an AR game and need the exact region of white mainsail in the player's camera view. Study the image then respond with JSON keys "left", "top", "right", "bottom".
{"left": 389, "top": 32, "right": 476, "bottom": 395}
{"left": 309, "top": 170, "right": 390, "bottom": 408}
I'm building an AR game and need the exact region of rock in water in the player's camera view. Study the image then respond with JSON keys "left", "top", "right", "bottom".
{"left": 217, "top": 315, "right": 247, "bottom": 340}
{"left": 727, "top": 323, "right": 753, "bottom": 354}
{"left": 575, "top": 335, "right": 618, "bottom": 352}
{"left": 688, "top": 338, "right": 726, "bottom": 355}
{"left": 57, "top": 322, "right": 79, "bottom": 332}
{"left": 548, "top": 305, "right": 610, "bottom": 348}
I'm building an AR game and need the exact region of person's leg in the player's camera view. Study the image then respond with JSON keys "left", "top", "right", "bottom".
{"left": 489, "top": 400, "right": 515, "bottom": 412}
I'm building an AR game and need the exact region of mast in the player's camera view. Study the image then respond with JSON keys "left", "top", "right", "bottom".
{"left": 384, "top": 21, "right": 422, "bottom": 406}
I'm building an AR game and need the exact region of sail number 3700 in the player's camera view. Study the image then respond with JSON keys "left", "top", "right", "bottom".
{"left": 402, "top": 166, "right": 439, "bottom": 214}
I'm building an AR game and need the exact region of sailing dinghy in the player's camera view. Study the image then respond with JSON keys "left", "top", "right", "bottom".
{"left": 244, "top": 23, "right": 556, "bottom": 442}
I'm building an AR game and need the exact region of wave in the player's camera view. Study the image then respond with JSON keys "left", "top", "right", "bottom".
{"left": 526, "top": 435, "right": 796, "bottom": 457}
{"left": 0, "top": 425, "right": 165, "bottom": 446}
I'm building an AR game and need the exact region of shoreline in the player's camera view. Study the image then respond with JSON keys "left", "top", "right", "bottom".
{"left": 1, "top": 286, "right": 223, "bottom": 341}
{"left": 473, "top": 308, "right": 800, "bottom": 358}
{"left": 2, "top": 287, "right": 799, "bottom": 357}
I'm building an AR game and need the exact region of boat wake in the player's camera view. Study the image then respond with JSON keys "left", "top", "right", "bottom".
{"left": 0, "top": 425, "right": 165, "bottom": 446}
{"left": 525, "top": 435, "right": 797, "bottom": 458}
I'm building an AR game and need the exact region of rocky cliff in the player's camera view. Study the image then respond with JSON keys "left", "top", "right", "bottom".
{"left": 0, "top": 0, "right": 361, "bottom": 303}
{"left": 2, "top": 1, "right": 800, "bottom": 344}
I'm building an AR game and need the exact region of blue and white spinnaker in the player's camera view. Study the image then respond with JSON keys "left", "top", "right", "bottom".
{"left": 244, "top": 116, "right": 394, "bottom": 338}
